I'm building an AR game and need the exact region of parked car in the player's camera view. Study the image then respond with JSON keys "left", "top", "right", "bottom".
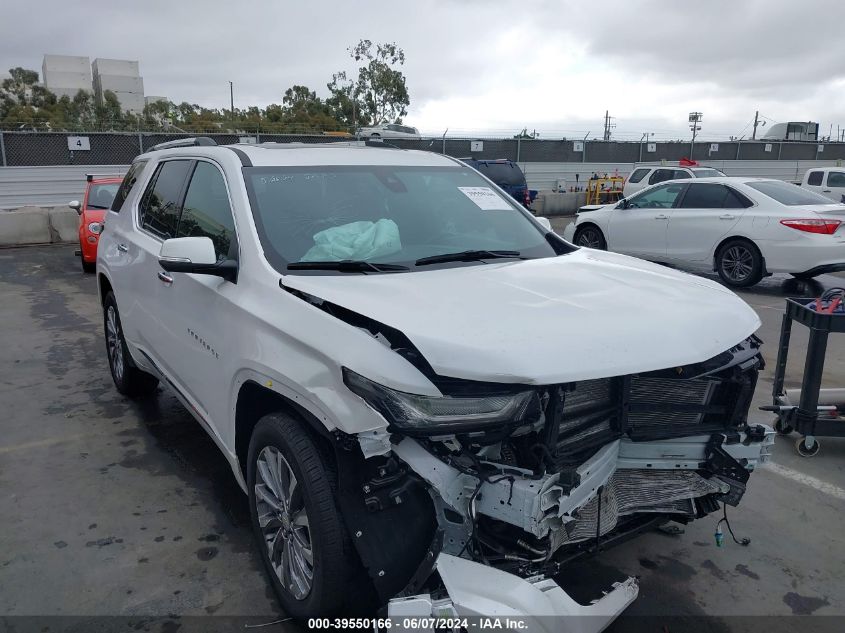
{"left": 565, "top": 177, "right": 845, "bottom": 287}
{"left": 98, "top": 139, "right": 772, "bottom": 627}
{"left": 462, "top": 158, "right": 537, "bottom": 208}
{"left": 623, "top": 164, "right": 726, "bottom": 197}
{"left": 357, "top": 123, "right": 420, "bottom": 139}
{"left": 801, "top": 167, "right": 845, "bottom": 203}
{"left": 69, "top": 174, "right": 123, "bottom": 273}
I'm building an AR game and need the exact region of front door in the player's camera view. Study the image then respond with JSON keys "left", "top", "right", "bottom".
{"left": 608, "top": 182, "right": 687, "bottom": 259}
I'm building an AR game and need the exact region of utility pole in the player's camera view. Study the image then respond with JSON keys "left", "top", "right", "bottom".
{"left": 229, "top": 81, "right": 234, "bottom": 127}
{"left": 752, "top": 110, "right": 759, "bottom": 140}
{"left": 603, "top": 110, "right": 615, "bottom": 141}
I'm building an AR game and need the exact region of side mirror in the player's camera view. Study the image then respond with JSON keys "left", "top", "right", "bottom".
{"left": 617, "top": 198, "right": 628, "bottom": 209}
{"left": 158, "top": 236, "right": 237, "bottom": 282}
{"left": 536, "top": 217, "right": 552, "bottom": 231}
{"left": 69, "top": 200, "right": 82, "bottom": 215}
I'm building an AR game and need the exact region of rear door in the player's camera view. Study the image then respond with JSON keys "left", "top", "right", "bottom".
{"left": 123, "top": 159, "right": 194, "bottom": 374}
{"left": 822, "top": 170, "right": 845, "bottom": 203}
{"left": 608, "top": 182, "right": 687, "bottom": 259}
{"left": 665, "top": 183, "right": 750, "bottom": 264}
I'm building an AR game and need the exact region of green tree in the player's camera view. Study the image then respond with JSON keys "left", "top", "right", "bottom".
{"left": 344, "top": 40, "right": 409, "bottom": 126}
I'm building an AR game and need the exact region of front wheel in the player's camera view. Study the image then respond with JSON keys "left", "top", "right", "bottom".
{"left": 248, "top": 413, "right": 361, "bottom": 619}
{"left": 573, "top": 225, "right": 607, "bottom": 250}
{"left": 716, "top": 239, "right": 763, "bottom": 287}
{"left": 103, "top": 292, "right": 159, "bottom": 398}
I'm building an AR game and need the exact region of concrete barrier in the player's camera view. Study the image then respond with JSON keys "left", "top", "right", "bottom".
{"left": 0, "top": 206, "right": 79, "bottom": 247}
{"left": 532, "top": 192, "right": 587, "bottom": 216}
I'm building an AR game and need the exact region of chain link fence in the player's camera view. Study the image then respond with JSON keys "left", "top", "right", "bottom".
{"left": 1, "top": 130, "right": 845, "bottom": 166}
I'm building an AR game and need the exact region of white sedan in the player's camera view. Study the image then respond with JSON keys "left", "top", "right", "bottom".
{"left": 563, "top": 177, "right": 845, "bottom": 287}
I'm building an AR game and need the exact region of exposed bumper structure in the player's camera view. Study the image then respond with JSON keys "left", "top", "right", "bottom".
{"left": 389, "top": 554, "right": 638, "bottom": 633}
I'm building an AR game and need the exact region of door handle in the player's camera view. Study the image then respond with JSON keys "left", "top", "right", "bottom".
{"left": 719, "top": 214, "right": 736, "bottom": 220}
{"left": 157, "top": 271, "right": 173, "bottom": 285}
{"left": 654, "top": 214, "right": 668, "bottom": 220}
{"left": 117, "top": 243, "right": 128, "bottom": 253}
{"left": 823, "top": 190, "right": 831, "bottom": 193}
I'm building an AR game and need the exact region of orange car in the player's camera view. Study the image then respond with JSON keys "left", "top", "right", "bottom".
{"left": 70, "top": 174, "right": 123, "bottom": 273}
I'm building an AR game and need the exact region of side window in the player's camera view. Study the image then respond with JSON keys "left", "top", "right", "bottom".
{"left": 111, "top": 160, "right": 147, "bottom": 212}
{"left": 628, "top": 168, "right": 649, "bottom": 183}
{"left": 724, "top": 187, "right": 753, "bottom": 209}
{"left": 827, "top": 171, "right": 845, "bottom": 188}
{"left": 629, "top": 183, "right": 686, "bottom": 209}
{"left": 648, "top": 169, "right": 674, "bottom": 185}
{"left": 807, "top": 171, "right": 823, "bottom": 186}
{"left": 177, "top": 162, "right": 238, "bottom": 261}
{"left": 679, "top": 183, "right": 732, "bottom": 209}
{"left": 138, "top": 160, "right": 192, "bottom": 240}
{"left": 673, "top": 169, "right": 691, "bottom": 180}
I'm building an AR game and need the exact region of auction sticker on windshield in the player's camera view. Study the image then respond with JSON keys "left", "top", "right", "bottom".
{"left": 458, "top": 186, "right": 513, "bottom": 210}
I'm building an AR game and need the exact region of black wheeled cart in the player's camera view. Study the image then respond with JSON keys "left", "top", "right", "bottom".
{"left": 767, "top": 296, "right": 845, "bottom": 457}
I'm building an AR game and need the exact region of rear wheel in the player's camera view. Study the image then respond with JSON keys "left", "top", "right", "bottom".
{"left": 573, "top": 225, "right": 607, "bottom": 250}
{"left": 103, "top": 292, "right": 159, "bottom": 398}
{"left": 248, "top": 413, "right": 360, "bottom": 619}
{"left": 716, "top": 239, "right": 763, "bottom": 287}
{"left": 795, "top": 436, "right": 820, "bottom": 457}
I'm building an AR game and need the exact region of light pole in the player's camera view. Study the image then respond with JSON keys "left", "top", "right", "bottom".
{"left": 689, "top": 112, "right": 703, "bottom": 159}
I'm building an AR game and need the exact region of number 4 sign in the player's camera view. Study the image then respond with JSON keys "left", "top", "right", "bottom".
{"left": 67, "top": 136, "right": 91, "bottom": 151}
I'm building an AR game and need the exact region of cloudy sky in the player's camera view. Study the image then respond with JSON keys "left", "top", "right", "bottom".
{"left": 2, "top": 0, "right": 843, "bottom": 140}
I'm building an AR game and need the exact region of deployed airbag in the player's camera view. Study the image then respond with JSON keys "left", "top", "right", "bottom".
{"left": 300, "top": 219, "right": 402, "bottom": 262}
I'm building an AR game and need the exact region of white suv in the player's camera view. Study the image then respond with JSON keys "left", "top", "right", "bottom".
{"left": 97, "top": 139, "right": 773, "bottom": 626}
{"left": 357, "top": 123, "right": 420, "bottom": 139}
{"left": 624, "top": 164, "right": 726, "bottom": 197}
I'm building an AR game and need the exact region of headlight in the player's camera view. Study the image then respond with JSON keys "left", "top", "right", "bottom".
{"left": 343, "top": 367, "right": 540, "bottom": 434}
{"left": 88, "top": 222, "right": 103, "bottom": 235}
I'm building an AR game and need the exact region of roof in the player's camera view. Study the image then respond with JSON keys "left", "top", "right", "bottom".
{"left": 143, "top": 142, "right": 458, "bottom": 168}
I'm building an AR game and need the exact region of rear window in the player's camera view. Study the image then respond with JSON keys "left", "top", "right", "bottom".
{"left": 473, "top": 162, "right": 526, "bottom": 187}
{"left": 627, "top": 168, "right": 649, "bottom": 183}
{"left": 691, "top": 168, "right": 725, "bottom": 178}
{"left": 746, "top": 181, "right": 836, "bottom": 206}
{"left": 807, "top": 171, "right": 823, "bottom": 186}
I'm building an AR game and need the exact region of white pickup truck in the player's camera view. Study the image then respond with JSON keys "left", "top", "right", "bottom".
{"left": 801, "top": 167, "right": 845, "bottom": 203}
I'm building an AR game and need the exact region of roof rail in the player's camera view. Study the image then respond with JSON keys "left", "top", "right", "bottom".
{"left": 364, "top": 139, "right": 401, "bottom": 149}
{"left": 149, "top": 136, "right": 218, "bottom": 152}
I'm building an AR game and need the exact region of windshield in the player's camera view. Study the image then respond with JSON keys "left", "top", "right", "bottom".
{"left": 244, "top": 165, "right": 557, "bottom": 273}
{"left": 472, "top": 162, "right": 526, "bottom": 187}
{"left": 746, "top": 180, "right": 837, "bottom": 206}
{"left": 691, "top": 168, "right": 725, "bottom": 178}
{"left": 86, "top": 183, "right": 119, "bottom": 209}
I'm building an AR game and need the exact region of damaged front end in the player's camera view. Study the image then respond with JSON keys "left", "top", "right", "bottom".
{"left": 332, "top": 335, "right": 773, "bottom": 630}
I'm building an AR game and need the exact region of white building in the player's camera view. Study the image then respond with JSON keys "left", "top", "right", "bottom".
{"left": 92, "top": 58, "right": 145, "bottom": 114}
{"left": 42, "top": 55, "right": 93, "bottom": 99}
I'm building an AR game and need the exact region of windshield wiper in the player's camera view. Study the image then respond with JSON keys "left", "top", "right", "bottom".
{"left": 414, "top": 250, "right": 524, "bottom": 267}
{"left": 287, "top": 260, "right": 410, "bottom": 272}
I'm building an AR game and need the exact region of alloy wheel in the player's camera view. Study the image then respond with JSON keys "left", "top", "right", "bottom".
{"left": 255, "top": 446, "right": 314, "bottom": 600}
{"left": 577, "top": 228, "right": 603, "bottom": 249}
{"left": 721, "top": 245, "right": 754, "bottom": 282}
{"left": 106, "top": 306, "right": 124, "bottom": 382}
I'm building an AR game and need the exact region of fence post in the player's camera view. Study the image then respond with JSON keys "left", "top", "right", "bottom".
{"left": 735, "top": 141, "right": 741, "bottom": 161}
{"left": 516, "top": 136, "right": 521, "bottom": 163}
{"left": 256, "top": 123, "right": 261, "bottom": 144}
{"left": 0, "top": 130, "right": 6, "bottom": 167}
{"left": 138, "top": 130, "right": 144, "bottom": 155}
{"left": 777, "top": 142, "right": 783, "bottom": 160}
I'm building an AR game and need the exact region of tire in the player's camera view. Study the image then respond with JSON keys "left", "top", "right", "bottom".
{"left": 716, "top": 239, "right": 763, "bottom": 287}
{"left": 795, "top": 436, "right": 820, "bottom": 457}
{"left": 81, "top": 254, "right": 95, "bottom": 274}
{"left": 103, "top": 292, "right": 159, "bottom": 398}
{"left": 247, "top": 413, "right": 359, "bottom": 619}
{"left": 573, "top": 225, "right": 607, "bottom": 250}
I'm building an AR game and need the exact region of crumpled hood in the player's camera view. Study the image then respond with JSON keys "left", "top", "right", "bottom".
{"left": 281, "top": 249, "right": 761, "bottom": 385}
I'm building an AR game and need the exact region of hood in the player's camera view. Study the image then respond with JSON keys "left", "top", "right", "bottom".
{"left": 281, "top": 249, "right": 761, "bottom": 385}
